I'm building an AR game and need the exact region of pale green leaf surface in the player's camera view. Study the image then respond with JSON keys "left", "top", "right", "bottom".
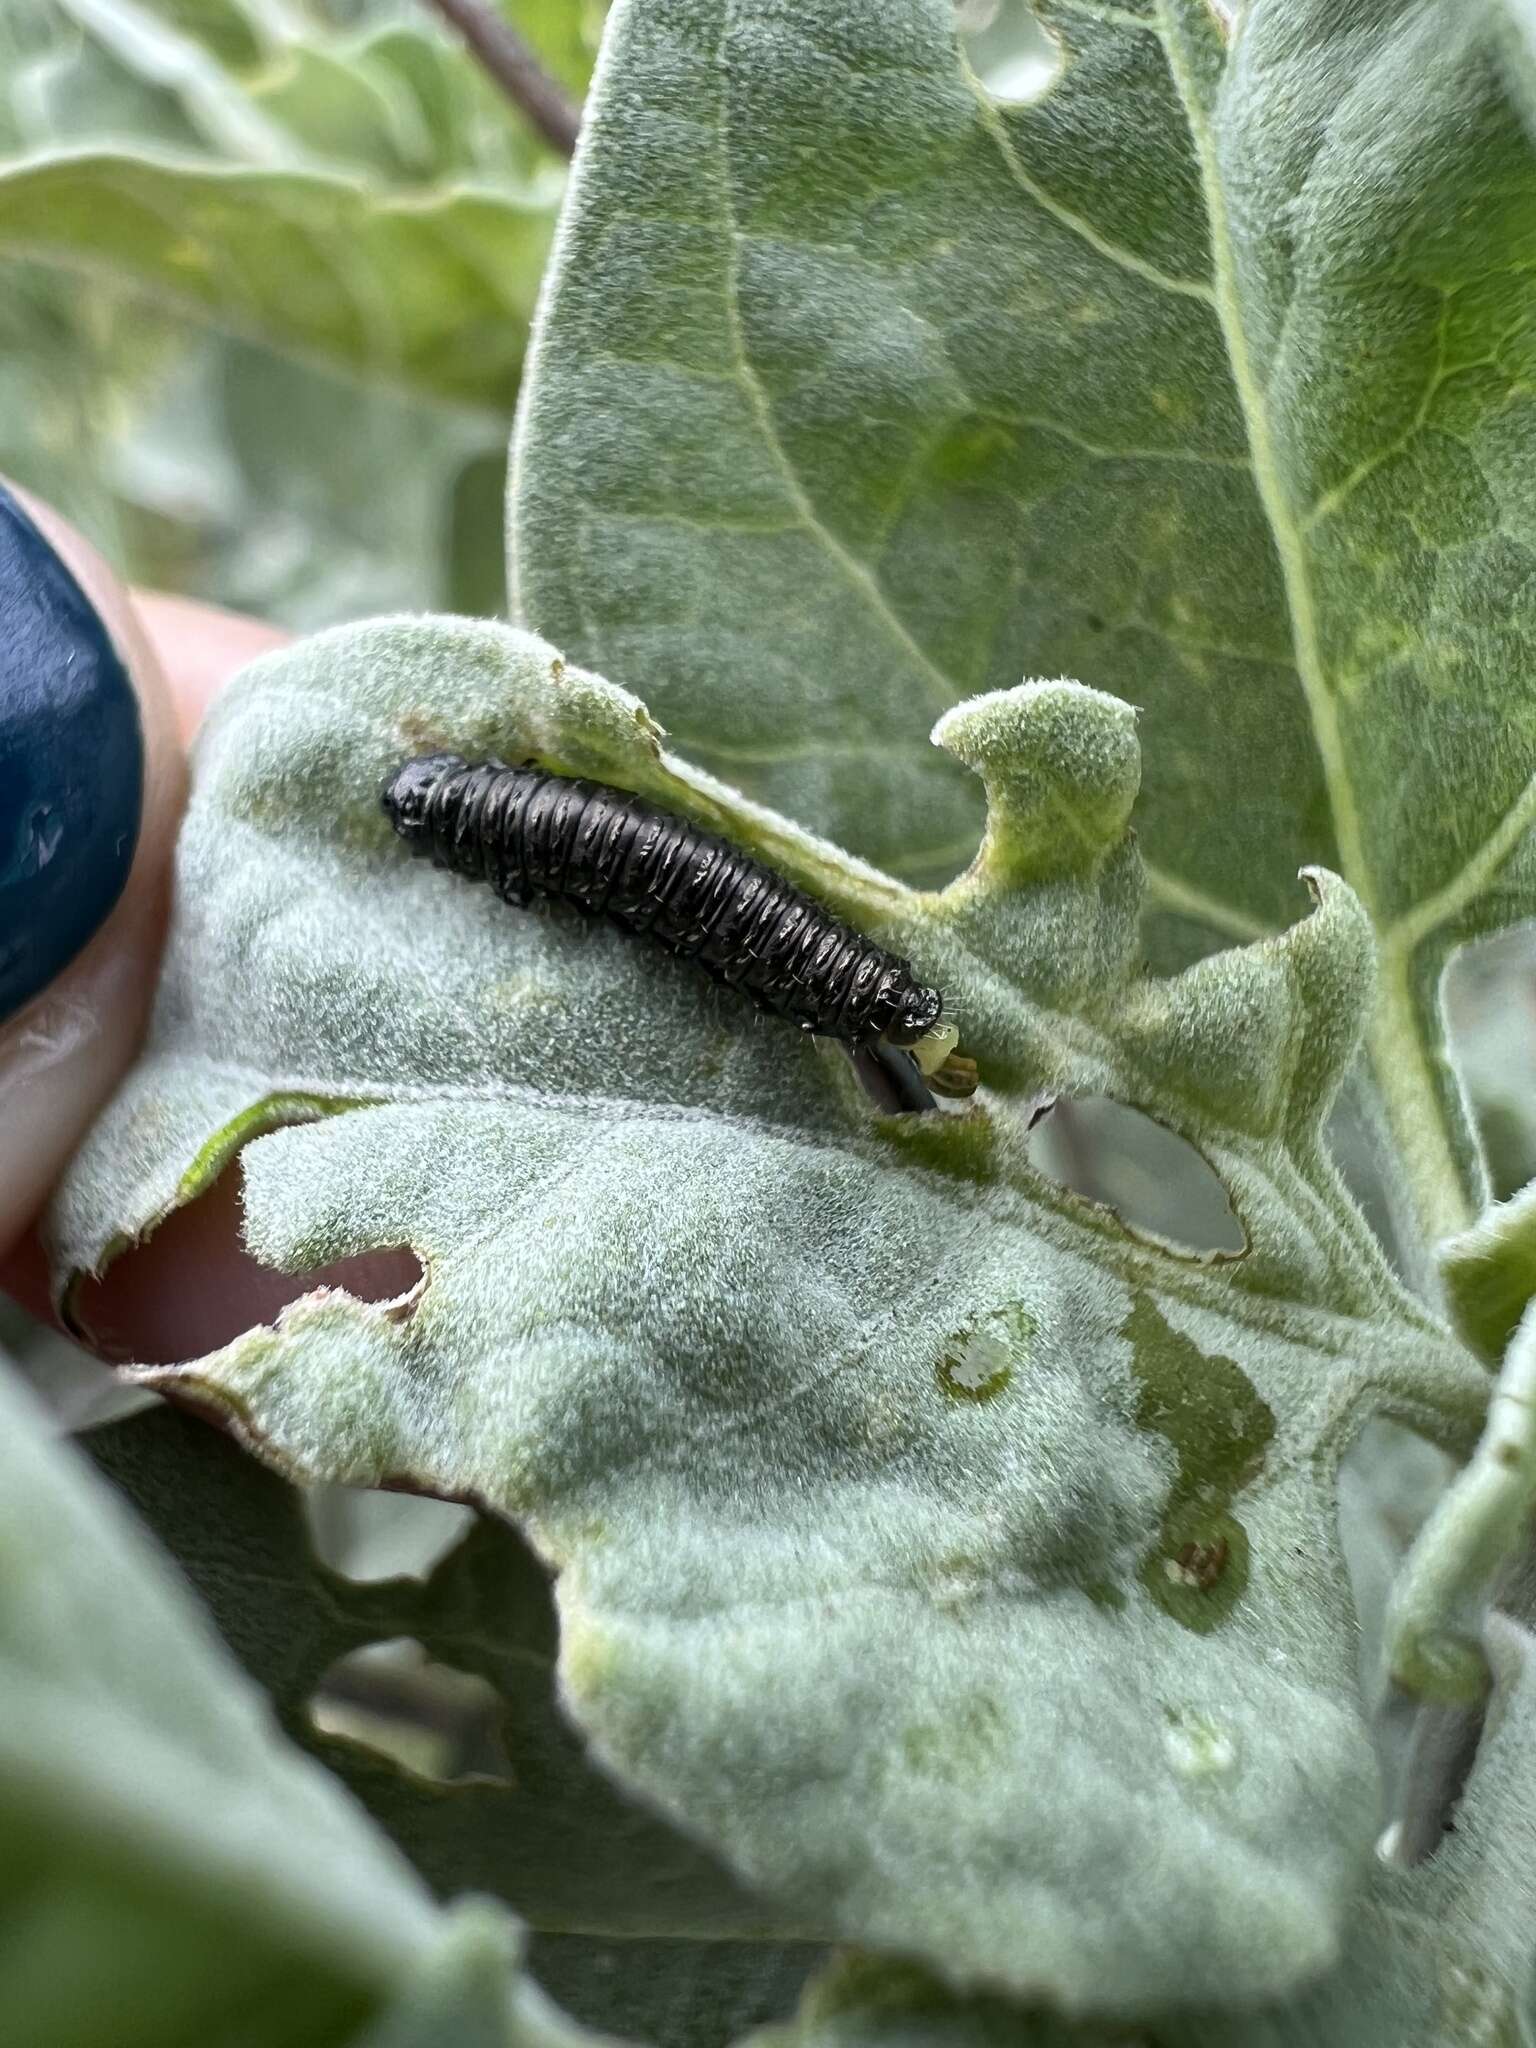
{"left": 247, "top": 42, "right": 429, "bottom": 178}
{"left": 39, "top": 0, "right": 560, "bottom": 180}
{"left": 1491, "top": 0, "right": 1536, "bottom": 127}
{"left": 15, "top": 27, "right": 209, "bottom": 154}
{"left": 118, "top": 0, "right": 271, "bottom": 73}
{"left": 509, "top": 0, "right": 1536, "bottom": 1244}
{"left": 0, "top": 1352, "right": 601, "bottom": 2048}
{"left": 42, "top": 0, "right": 295, "bottom": 161}
{"left": 50, "top": 616, "right": 1492, "bottom": 2014}
{"left": 506, "top": 0, "right": 611, "bottom": 96}
{"left": 742, "top": 1618, "right": 1536, "bottom": 2047}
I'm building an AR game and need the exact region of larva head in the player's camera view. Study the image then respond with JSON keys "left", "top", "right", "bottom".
{"left": 884, "top": 980, "right": 944, "bottom": 1047}
{"left": 381, "top": 753, "right": 463, "bottom": 847}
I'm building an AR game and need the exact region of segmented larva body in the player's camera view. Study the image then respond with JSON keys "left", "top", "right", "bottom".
{"left": 381, "top": 753, "right": 944, "bottom": 1049}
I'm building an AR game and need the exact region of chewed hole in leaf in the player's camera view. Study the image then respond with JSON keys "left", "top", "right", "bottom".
{"left": 1027, "top": 1097, "right": 1246, "bottom": 1257}
{"left": 69, "top": 1152, "right": 423, "bottom": 1366}
{"left": 310, "top": 1638, "right": 512, "bottom": 1787}
{"left": 304, "top": 1485, "right": 475, "bottom": 1585}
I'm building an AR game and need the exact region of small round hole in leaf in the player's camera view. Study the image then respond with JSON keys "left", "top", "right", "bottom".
{"left": 956, "top": 0, "right": 1061, "bottom": 103}
{"left": 310, "top": 1638, "right": 511, "bottom": 1787}
{"left": 1026, "top": 1097, "right": 1245, "bottom": 1257}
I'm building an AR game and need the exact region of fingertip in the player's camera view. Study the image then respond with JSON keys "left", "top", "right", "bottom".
{"left": 133, "top": 589, "right": 289, "bottom": 742}
{"left": 0, "top": 485, "right": 186, "bottom": 1260}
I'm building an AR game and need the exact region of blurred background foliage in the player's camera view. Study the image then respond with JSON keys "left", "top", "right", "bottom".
{"left": 0, "top": 0, "right": 597, "bottom": 624}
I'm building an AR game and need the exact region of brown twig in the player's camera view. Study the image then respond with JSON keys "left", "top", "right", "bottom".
{"left": 419, "top": 0, "right": 581, "bottom": 158}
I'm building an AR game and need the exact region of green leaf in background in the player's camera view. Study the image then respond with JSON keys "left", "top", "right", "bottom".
{"left": 0, "top": 149, "right": 551, "bottom": 404}
{"left": 112, "top": 331, "right": 510, "bottom": 625}
{"left": 49, "top": 617, "right": 1492, "bottom": 2019}
{"left": 0, "top": 0, "right": 569, "bottom": 619}
{"left": 0, "top": 1351, "right": 610, "bottom": 2048}
{"left": 509, "top": 0, "right": 1536, "bottom": 1252}
{"left": 0, "top": 0, "right": 564, "bottom": 408}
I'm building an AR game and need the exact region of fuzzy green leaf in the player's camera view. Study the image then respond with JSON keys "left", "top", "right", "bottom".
{"left": 742, "top": 1618, "right": 1536, "bottom": 2047}
{"left": 50, "top": 616, "right": 1491, "bottom": 2015}
{"left": 0, "top": 1353, "right": 603, "bottom": 2048}
{"left": 509, "top": 0, "right": 1536, "bottom": 1248}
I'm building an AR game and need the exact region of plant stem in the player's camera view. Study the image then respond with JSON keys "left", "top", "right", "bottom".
{"left": 1386, "top": 1300, "right": 1536, "bottom": 1702}
{"left": 419, "top": 0, "right": 581, "bottom": 158}
{"left": 1369, "top": 948, "right": 1480, "bottom": 1254}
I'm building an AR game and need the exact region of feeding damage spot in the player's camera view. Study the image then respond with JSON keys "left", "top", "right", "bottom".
{"left": 937, "top": 1305, "right": 1035, "bottom": 1402}
{"left": 310, "top": 1637, "right": 511, "bottom": 1787}
{"left": 68, "top": 1144, "right": 422, "bottom": 1367}
{"left": 1127, "top": 1295, "right": 1274, "bottom": 1633}
{"left": 1162, "top": 1706, "right": 1238, "bottom": 1782}
{"left": 1167, "top": 1537, "right": 1229, "bottom": 1592}
{"left": 1027, "top": 1096, "right": 1246, "bottom": 1258}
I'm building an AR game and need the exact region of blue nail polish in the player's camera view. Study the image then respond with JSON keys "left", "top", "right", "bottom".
{"left": 0, "top": 486, "right": 143, "bottom": 1023}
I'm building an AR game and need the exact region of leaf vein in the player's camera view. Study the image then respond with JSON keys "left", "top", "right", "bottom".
{"left": 715, "top": 24, "right": 960, "bottom": 714}
{"left": 1300, "top": 296, "right": 1451, "bottom": 533}
{"left": 960, "top": 51, "right": 1215, "bottom": 305}
{"left": 1388, "top": 769, "right": 1536, "bottom": 954}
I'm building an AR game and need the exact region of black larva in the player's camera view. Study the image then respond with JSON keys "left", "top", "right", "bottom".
{"left": 382, "top": 753, "right": 946, "bottom": 1109}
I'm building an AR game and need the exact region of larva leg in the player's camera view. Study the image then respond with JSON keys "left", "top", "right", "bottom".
{"left": 846, "top": 1041, "right": 937, "bottom": 1115}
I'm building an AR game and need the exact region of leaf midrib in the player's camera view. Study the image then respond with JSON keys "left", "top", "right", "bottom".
{"left": 1155, "top": 0, "right": 1480, "bottom": 1247}
{"left": 1154, "top": 6, "right": 1372, "bottom": 917}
